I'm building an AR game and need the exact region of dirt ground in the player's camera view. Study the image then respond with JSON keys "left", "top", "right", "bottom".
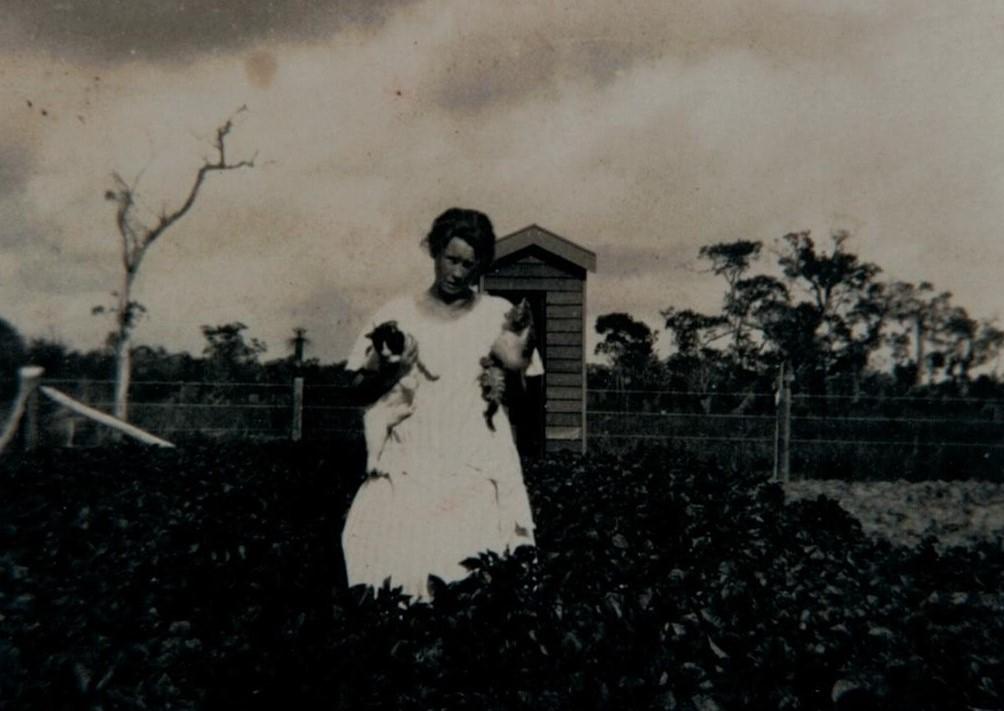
{"left": 784, "top": 479, "right": 1004, "bottom": 551}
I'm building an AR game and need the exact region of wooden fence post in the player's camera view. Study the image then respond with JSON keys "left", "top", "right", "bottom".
{"left": 774, "top": 362, "right": 793, "bottom": 482}
{"left": 0, "top": 366, "right": 44, "bottom": 456}
{"left": 773, "top": 363, "right": 782, "bottom": 481}
{"left": 291, "top": 377, "right": 304, "bottom": 442}
{"left": 25, "top": 388, "right": 39, "bottom": 451}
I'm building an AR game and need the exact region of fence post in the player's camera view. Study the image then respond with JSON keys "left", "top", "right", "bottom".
{"left": 774, "top": 362, "right": 793, "bottom": 482}
{"left": 291, "top": 377, "right": 304, "bottom": 442}
{"left": 0, "top": 367, "right": 43, "bottom": 455}
{"left": 773, "top": 364, "right": 781, "bottom": 480}
{"left": 25, "top": 388, "right": 39, "bottom": 451}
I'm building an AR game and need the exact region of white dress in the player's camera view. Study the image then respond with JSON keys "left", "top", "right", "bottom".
{"left": 342, "top": 290, "right": 541, "bottom": 600}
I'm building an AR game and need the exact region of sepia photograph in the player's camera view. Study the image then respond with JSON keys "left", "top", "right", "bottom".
{"left": 2, "top": 1, "right": 1004, "bottom": 708}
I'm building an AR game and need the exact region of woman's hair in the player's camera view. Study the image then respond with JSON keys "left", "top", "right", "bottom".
{"left": 423, "top": 208, "right": 496, "bottom": 275}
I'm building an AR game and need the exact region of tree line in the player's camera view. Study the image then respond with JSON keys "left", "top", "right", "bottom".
{"left": 6, "top": 229, "right": 1002, "bottom": 408}
{"left": 592, "top": 231, "right": 1004, "bottom": 412}
{"left": 5, "top": 105, "right": 1001, "bottom": 429}
{"left": 3, "top": 321, "right": 349, "bottom": 389}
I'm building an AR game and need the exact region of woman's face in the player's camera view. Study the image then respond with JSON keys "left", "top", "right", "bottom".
{"left": 433, "top": 237, "right": 479, "bottom": 300}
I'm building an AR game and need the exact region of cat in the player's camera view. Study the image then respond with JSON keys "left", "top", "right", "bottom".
{"left": 479, "top": 299, "right": 535, "bottom": 431}
{"left": 362, "top": 321, "right": 438, "bottom": 474}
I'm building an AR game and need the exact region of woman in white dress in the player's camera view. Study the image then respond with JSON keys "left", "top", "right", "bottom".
{"left": 342, "top": 208, "right": 541, "bottom": 601}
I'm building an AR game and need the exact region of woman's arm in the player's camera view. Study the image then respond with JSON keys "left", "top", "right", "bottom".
{"left": 350, "top": 368, "right": 400, "bottom": 405}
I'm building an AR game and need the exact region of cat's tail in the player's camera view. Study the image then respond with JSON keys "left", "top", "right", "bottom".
{"left": 483, "top": 401, "right": 497, "bottom": 432}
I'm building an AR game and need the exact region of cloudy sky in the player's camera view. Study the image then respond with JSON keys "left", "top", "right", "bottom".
{"left": 3, "top": 1, "right": 1004, "bottom": 364}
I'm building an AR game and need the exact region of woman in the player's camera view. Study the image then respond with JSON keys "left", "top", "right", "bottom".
{"left": 342, "top": 208, "right": 541, "bottom": 600}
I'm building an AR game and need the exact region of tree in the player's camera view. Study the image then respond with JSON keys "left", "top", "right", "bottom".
{"left": 699, "top": 240, "right": 762, "bottom": 348}
{"left": 23, "top": 338, "right": 69, "bottom": 377}
{"left": 201, "top": 322, "right": 267, "bottom": 383}
{"left": 774, "top": 231, "right": 884, "bottom": 392}
{"left": 1, "top": 318, "right": 26, "bottom": 403}
{"left": 728, "top": 274, "right": 791, "bottom": 363}
{"left": 884, "top": 281, "right": 952, "bottom": 386}
{"left": 939, "top": 308, "right": 1004, "bottom": 389}
{"left": 697, "top": 240, "right": 794, "bottom": 370}
{"left": 659, "top": 308, "right": 731, "bottom": 411}
{"left": 98, "top": 109, "right": 255, "bottom": 421}
{"left": 131, "top": 345, "right": 200, "bottom": 383}
{"left": 882, "top": 281, "right": 1003, "bottom": 388}
{"left": 660, "top": 308, "right": 728, "bottom": 358}
{"left": 595, "top": 313, "right": 656, "bottom": 371}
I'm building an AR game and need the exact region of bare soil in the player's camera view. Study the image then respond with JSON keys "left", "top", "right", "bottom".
{"left": 784, "top": 479, "right": 1004, "bottom": 551}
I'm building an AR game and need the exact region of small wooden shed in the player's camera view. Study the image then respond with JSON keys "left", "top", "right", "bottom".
{"left": 482, "top": 224, "right": 597, "bottom": 456}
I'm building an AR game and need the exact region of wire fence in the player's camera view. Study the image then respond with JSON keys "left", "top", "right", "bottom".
{"left": 585, "top": 387, "right": 1004, "bottom": 479}
{"left": 15, "top": 379, "right": 1004, "bottom": 479}
{"left": 24, "top": 379, "right": 363, "bottom": 447}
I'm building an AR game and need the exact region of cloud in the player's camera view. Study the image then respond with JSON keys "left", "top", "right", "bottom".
{"left": 3, "top": 0, "right": 418, "bottom": 63}
{"left": 420, "top": 0, "right": 911, "bottom": 115}
{"left": 4, "top": 0, "right": 1004, "bottom": 364}
{"left": 0, "top": 141, "right": 34, "bottom": 198}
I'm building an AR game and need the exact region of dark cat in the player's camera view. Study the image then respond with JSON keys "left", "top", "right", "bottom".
{"left": 366, "top": 321, "right": 407, "bottom": 363}
{"left": 363, "top": 321, "right": 438, "bottom": 473}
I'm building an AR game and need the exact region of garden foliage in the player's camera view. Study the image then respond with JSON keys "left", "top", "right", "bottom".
{"left": 1, "top": 443, "right": 1002, "bottom": 709}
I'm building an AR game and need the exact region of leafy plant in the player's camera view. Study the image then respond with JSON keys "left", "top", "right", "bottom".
{"left": 1, "top": 443, "right": 1002, "bottom": 709}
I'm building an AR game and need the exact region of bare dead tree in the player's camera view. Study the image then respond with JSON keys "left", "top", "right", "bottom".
{"left": 99, "top": 108, "right": 256, "bottom": 421}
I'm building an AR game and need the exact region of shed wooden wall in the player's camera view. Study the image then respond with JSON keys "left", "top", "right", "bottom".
{"left": 483, "top": 250, "right": 586, "bottom": 454}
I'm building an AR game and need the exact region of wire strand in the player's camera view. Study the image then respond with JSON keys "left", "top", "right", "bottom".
{"left": 588, "top": 433, "right": 773, "bottom": 443}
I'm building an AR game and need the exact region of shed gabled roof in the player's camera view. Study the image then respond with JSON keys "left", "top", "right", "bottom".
{"left": 496, "top": 224, "right": 597, "bottom": 273}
